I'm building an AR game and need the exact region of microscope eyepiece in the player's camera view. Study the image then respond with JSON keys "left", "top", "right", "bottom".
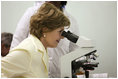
{"left": 61, "top": 31, "right": 79, "bottom": 43}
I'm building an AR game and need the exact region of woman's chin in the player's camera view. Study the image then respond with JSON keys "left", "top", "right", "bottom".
{"left": 49, "top": 44, "right": 57, "bottom": 48}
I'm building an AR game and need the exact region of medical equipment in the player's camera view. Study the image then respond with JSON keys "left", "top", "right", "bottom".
{"left": 61, "top": 31, "right": 99, "bottom": 78}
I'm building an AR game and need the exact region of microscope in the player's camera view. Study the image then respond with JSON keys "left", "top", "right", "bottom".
{"left": 60, "top": 31, "right": 99, "bottom": 78}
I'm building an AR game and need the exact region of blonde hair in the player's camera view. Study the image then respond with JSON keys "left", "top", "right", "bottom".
{"left": 30, "top": 3, "right": 70, "bottom": 39}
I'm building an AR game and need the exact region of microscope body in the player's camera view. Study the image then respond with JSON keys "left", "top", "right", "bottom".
{"left": 60, "top": 36, "right": 96, "bottom": 78}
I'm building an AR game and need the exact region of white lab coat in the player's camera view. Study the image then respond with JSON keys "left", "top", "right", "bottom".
{"left": 10, "top": 1, "right": 80, "bottom": 78}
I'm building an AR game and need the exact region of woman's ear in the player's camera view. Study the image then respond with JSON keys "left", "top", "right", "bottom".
{"left": 42, "top": 27, "right": 49, "bottom": 38}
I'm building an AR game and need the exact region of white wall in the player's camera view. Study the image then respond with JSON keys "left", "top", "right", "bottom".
{"left": 1, "top": 1, "right": 34, "bottom": 33}
{"left": 1, "top": 1, "right": 117, "bottom": 78}
{"left": 66, "top": 1, "right": 117, "bottom": 77}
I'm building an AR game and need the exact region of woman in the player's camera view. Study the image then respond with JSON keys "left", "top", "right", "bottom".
{"left": 1, "top": 3, "right": 70, "bottom": 78}
{"left": 9, "top": 1, "right": 79, "bottom": 77}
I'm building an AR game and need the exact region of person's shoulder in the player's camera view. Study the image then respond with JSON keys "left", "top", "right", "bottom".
{"left": 64, "top": 10, "right": 78, "bottom": 23}
{"left": 24, "top": 4, "right": 42, "bottom": 13}
{"left": 10, "top": 37, "right": 35, "bottom": 54}
{"left": 64, "top": 10, "right": 76, "bottom": 20}
{"left": 26, "top": 6, "right": 40, "bottom": 12}
{"left": 19, "top": 5, "right": 41, "bottom": 19}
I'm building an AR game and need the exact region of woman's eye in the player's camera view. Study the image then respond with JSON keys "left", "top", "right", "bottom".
{"left": 59, "top": 30, "right": 63, "bottom": 33}
{"left": 59, "top": 30, "right": 62, "bottom": 32}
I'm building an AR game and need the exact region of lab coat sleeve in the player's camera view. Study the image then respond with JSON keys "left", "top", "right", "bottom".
{"left": 69, "top": 15, "right": 80, "bottom": 52}
{"left": 10, "top": 7, "right": 38, "bottom": 49}
{"left": 64, "top": 10, "right": 80, "bottom": 52}
{"left": 1, "top": 50, "right": 31, "bottom": 78}
{"left": 69, "top": 42, "right": 79, "bottom": 52}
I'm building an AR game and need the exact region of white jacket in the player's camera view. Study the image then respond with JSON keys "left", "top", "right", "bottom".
{"left": 10, "top": 1, "right": 79, "bottom": 78}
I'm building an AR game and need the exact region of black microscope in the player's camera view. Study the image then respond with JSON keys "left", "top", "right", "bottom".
{"left": 61, "top": 31, "right": 99, "bottom": 78}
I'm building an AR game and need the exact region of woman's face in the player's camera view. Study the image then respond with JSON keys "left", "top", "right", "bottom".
{"left": 44, "top": 27, "right": 64, "bottom": 48}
